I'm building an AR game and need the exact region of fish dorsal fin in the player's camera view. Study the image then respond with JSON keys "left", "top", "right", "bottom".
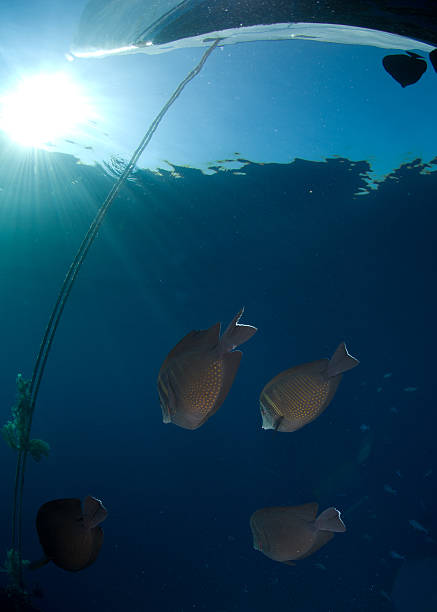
{"left": 200, "top": 321, "right": 221, "bottom": 349}
{"left": 163, "top": 330, "right": 199, "bottom": 363}
{"left": 164, "top": 323, "right": 221, "bottom": 364}
{"left": 261, "top": 360, "right": 328, "bottom": 393}
{"left": 289, "top": 502, "right": 319, "bottom": 522}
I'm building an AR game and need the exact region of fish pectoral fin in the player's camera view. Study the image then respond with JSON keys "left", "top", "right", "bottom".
{"left": 274, "top": 416, "right": 284, "bottom": 432}
{"left": 28, "top": 557, "right": 50, "bottom": 571}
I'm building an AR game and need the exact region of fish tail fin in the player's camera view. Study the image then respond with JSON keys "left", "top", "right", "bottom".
{"left": 28, "top": 557, "right": 50, "bottom": 571}
{"left": 315, "top": 507, "right": 346, "bottom": 533}
{"left": 83, "top": 495, "right": 108, "bottom": 529}
{"left": 220, "top": 307, "right": 257, "bottom": 353}
{"left": 327, "top": 342, "right": 359, "bottom": 377}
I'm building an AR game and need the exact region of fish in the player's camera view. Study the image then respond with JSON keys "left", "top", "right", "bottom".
{"left": 390, "top": 550, "right": 406, "bottom": 560}
{"left": 384, "top": 484, "right": 397, "bottom": 495}
{"left": 343, "top": 496, "right": 369, "bottom": 517}
{"left": 259, "top": 342, "right": 359, "bottom": 432}
{"left": 250, "top": 502, "right": 346, "bottom": 564}
{"left": 157, "top": 308, "right": 257, "bottom": 430}
{"left": 31, "top": 496, "right": 107, "bottom": 571}
{"left": 382, "top": 52, "right": 427, "bottom": 87}
{"left": 356, "top": 431, "right": 373, "bottom": 464}
{"left": 408, "top": 520, "right": 429, "bottom": 535}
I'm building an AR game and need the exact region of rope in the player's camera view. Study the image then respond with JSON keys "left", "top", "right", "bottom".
{"left": 11, "top": 38, "right": 220, "bottom": 589}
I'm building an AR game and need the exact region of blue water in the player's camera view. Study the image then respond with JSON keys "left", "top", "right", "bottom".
{"left": 0, "top": 130, "right": 436, "bottom": 610}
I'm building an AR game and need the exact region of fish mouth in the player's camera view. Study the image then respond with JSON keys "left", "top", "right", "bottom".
{"left": 260, "top": 404, "right": 272, "bottom": 429}
{"left": 250, "top": 515, "right": 268, "bottom": 553}
{"left": 251, "top": 524, "right": 262, "bottom": 551}
{"left": 260, "top": 403, "right": 281, "bottom": 430}
{"left": 159, "top": 398, "right": 171, "bottom": 423}
{"left": 157, "top": 377, "right": 172, "bottom": 423}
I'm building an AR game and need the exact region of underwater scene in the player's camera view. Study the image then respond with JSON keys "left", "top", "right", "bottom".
{"left": 0, "top": 1, "right": 436, "bottom": 611}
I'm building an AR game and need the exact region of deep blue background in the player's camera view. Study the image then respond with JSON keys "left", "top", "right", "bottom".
{"left": 0, "top": 140, "right": 436, "bottom": 611}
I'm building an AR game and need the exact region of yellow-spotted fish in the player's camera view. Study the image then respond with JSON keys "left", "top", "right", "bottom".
{"left": 158, "top": 308, "right": 257, "bottom": 430}
{"left": 250, "top": 502, "right": 346, "bottom": 564}
{"left": 260, "top": 342, "right": 359, "bottom": 432}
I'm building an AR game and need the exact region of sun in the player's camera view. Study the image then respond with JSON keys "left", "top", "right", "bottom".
{"left": 0, "top": 72, "right": 93, "bottom": 147}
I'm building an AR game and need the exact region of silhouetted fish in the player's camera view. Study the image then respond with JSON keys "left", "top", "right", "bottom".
{"left": 250, "top": 502, "right": 346, "bottom": 564}
{"left": 260, "top": 342, "right": 359, "bottom": 432}
{"left": 382, "top": 52, "right": 427, "bottom": 87}
{"left": 158, "top": 308, "right": 257, "bottom": 430}
{"left": 32, "top": 496, "right": 107, "bottom": 571}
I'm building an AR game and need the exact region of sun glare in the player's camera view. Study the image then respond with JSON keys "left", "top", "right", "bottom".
{"left": 0, "top": 72, "right": 93, "bottom": 147}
